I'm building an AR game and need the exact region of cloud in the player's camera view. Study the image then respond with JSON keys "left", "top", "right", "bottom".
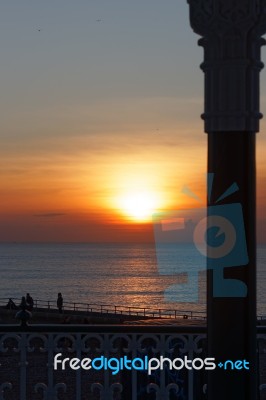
{"left": 33, "top": 213, "right": 66, "bottom": 218}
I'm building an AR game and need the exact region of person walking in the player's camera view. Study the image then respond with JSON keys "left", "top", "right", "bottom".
{"left": 57, "top": 293, "right": 63, "bottom": 313}
{"left": 26, "top": 293, "right": 34, "bottom": 311}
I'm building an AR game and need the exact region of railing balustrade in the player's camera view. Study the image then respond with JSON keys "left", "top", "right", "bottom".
{"left": 0, "top": 325, "right": 206, "bottom": 400}
{"left": 1, "top": 325, "right": 266, "bottom": 400}
{"left": 0, "top": 297, "right": 207, "bottom": 320}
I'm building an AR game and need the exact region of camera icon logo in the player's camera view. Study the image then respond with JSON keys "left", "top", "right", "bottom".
{"left": 153, "top": 176, "right": 249, "bottom": 302}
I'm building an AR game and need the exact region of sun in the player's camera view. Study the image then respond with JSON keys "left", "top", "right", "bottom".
{"left": 118, "top": 191, "right": 158, "bottom": 222}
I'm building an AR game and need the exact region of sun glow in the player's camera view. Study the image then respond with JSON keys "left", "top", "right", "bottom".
{"left": 119, "top": 191, "right": 159, "bottom": 222}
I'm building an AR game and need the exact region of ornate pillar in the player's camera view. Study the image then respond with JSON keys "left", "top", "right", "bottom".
{"left": 187, "top": 1, "right": 266, "bottom": 399}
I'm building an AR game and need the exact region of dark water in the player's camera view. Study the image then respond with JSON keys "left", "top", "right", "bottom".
{"left": 0, "top": 243, "right": 265, "bottom": 316}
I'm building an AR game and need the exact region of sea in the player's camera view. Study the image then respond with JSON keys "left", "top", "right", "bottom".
{"left": 0, "top": 243, "right": 265, "bottom": 317}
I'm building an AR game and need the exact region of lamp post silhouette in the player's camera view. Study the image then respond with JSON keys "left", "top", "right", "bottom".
{"left": 187, "top": 1, "right": 266, "bottom": 399}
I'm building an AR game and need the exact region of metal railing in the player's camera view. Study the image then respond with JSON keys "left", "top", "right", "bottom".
{"left": 0, "top": 324, "right": 266, "bottom": 400}
{"left": 0, "top": 297, "right": 207, "bottom": 320}
{"left": 0, "top": 324, "right": 207, "bottom": 400}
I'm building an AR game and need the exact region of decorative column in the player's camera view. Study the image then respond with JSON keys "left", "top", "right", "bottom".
{"left": 187, "top": 1, "right": 266, "bottom": 399}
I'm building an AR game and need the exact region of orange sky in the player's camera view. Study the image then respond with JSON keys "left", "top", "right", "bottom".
{"left": 1, "top": 117, "right": 266, "bottom": 242}
{"left": 0, "top": 2, "right": 266, "bottom": 243}
{"left": 0, "top": 121, "right": 208, "bottom": 242}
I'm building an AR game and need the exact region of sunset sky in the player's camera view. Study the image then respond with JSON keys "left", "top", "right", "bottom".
{"left": 1, "top": 0, "right": 266, "bottom": 242}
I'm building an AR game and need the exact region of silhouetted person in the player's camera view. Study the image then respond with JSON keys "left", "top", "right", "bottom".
{"left": 57, "top": 293, "right": 63, "bottom": 313}
{"left": 20, "top": 296, "right": 27, "bottom": 309}
{"left": 5, "top": 298, "right": 17, "bottom": 310}
{"left": 26, "top": 293, "right": 34, "bottom": 311}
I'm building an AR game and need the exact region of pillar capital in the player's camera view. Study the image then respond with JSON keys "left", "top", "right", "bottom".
{"left": 188, "top": 0, "right": 266, "bottom": 132}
